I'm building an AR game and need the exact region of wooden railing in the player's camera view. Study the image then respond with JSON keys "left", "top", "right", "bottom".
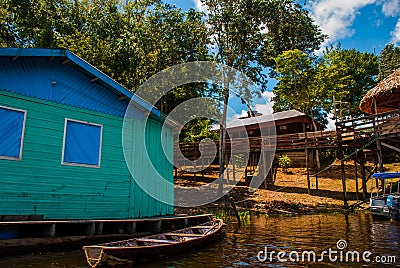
{"left": 336, "top": 109, "right": 400, "bottom": 145}
{"left": 175, "top": 130, "right": 337, "bottom": 162}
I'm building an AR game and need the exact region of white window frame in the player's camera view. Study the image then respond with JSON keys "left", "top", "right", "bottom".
{"left": 61, "top": 118, "right": 103, "bottom": 168}
{"left": 0, "top": 105, "right": 27, "bottom": 161}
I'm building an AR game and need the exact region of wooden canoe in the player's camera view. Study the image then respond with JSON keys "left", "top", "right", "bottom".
{"left": 82, "top": 219, "right": 224, "bottom": 267}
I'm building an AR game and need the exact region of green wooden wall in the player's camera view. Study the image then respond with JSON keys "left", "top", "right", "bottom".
{"left": 0, "top": 91, "right": 174, "bottom": 220}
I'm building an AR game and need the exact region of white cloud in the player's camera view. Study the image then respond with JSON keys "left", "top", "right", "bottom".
{"left": 309, "top": 0, "right": 377, "bottom": 49}
{"left": 326, "top": 113, "right": 336, "bottom": 130}
{"left": 192, "top": 0, "right": 208, "bottom": 13}
{"left": 381, "top": 0, "right": 400, "bottom": 17}
{"left": 254, "top": 91, "right": 275, "bottom": 115}
{"left": 390, "top": 19, "right": 400, "bottom": 44}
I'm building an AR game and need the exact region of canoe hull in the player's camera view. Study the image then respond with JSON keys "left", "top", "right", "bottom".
{"left": 83, "top": 219, "right": 224, "bottom": 267}
{"left": 103, "top": 228, "right": 221, "bottom": 260}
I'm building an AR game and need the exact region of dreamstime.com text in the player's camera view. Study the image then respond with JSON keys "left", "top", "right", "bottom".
{"left": 257, "top": 240, "right": 397, "bottom": 264}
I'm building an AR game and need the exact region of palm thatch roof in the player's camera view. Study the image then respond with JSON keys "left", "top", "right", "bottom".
{"left": 359, "top": 68, "right": 400, "bottom": 114}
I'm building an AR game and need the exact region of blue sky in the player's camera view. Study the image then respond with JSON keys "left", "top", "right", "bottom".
{"left": 164, "top": 0, "right": 400, "bottom": 53}
{"left": 163, "top": 0, "right": 400, "bottom": 126}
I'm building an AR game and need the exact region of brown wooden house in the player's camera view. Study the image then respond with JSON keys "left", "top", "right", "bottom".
{"left": 220, "top": 110, "right": 325, "bottom": 168}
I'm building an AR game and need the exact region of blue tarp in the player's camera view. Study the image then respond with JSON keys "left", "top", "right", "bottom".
{"left": 63, "top": 121, "right": 101, "bottom": 166}
{"left": 0, "top": 107, "right": 25, "bottom": 158}
{"left": 372, "top": 172, "right": 400, "bottom": 179}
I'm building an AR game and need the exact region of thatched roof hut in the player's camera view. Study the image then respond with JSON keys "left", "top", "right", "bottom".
{"left": 359, "top": 68, "right": 400, "bottom": 114}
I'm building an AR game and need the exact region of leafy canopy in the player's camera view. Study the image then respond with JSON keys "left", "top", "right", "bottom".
{"left": 273, "top": 49, "right": 351, "bottom": 125}
{"left": 273, "top": 46, "right": 379, "bottom": 125}
{"left": 379, "top": 43, "right": 400, "bottom": 80}
{"left": 1, "top": 0, "right": 210, "bottom": 113}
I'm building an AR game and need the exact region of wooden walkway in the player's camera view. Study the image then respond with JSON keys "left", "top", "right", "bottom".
{"left": 175, "top": 130, "right": 337, "bottom": 163}
{"left": 176, "top": 110, "right": 400, "bottom": 164}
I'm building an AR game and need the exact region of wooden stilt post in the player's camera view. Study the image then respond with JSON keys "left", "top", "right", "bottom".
{"left": 232, "top": 154, "right": 236, "bottom": 182}
{"left": 201, "top": 157, "right": 205, "bottom": 180}
{"left": 373, "top": 99, "right": 384, "bottom": 173}
{"left": 226, "top": 154, "right": 230, "bottom": 183}
{"left": 336, "top": 121, "right": 348, "bottom": 208}
{"left": 263, "top": 151, "right": 267, "bottom": 189}
{"left": 314, "top": 150, "right": 319, "bottom": 190}
{"left": 306, "top": 148, "right": 311, "bottom": 194}
{"left": 245, "top": 165, "right": 248, "bottom": 182}
{"left": 360, "top": 150, "right": 367, "bottom": 199}
{"left": 193, "top": 143, "right": 197, "bottom": 180}
{"left": 341, "top": 158, "right": 348, "bottom": 208}
{"left": 354, "top": 150, "right": 359, "bottom": 200}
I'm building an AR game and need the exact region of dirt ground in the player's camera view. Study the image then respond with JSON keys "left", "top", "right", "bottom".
{"left": 174, "top": 161, "right": 400, "bottom": 215}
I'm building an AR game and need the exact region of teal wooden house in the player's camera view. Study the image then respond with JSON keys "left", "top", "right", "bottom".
{"left": 0, "top": 48, "right": 174, "bottom": 220}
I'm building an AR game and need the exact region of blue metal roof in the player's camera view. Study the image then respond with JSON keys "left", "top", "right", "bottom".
{"left": 372, "top": 172, "right": 400, "bottom": 179}
{"left": 0, "top": 48, "right": 160, "bottom": 118}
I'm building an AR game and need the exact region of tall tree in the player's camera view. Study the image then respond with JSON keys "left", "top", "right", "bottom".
{"left": 0, "top": 0, "right": 16, "bottom": 47}
{"left": 379, "top": 43, "right": 400, "bottom": 80}
{"left": 324, "top": 46, "right": 379, "bottom": 119}
{"left": 273, "top": 49, "right": 350, "bottom": 168}
{"left": 1, "top": 0, "right": 210, "bottom": 114}
{"left": 273, "top": 46, "right": 379, "bottom": 123}
{"left": 201, "top": 0, "right": 325, "bottom": 189}
{"left": 273, "top": 49, "right": 350, "bottom": 125}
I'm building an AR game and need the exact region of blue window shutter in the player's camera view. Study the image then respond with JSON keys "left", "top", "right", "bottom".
{"left": 63, "top": 120, "right": 102, "bottom": 166}
{"left": 0, "top": 107, "right": 25, "bottom": 159}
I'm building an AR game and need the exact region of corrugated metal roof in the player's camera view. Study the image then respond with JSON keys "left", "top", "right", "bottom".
{"left": 0, "top": 48, "right": 160, "bottom": 118}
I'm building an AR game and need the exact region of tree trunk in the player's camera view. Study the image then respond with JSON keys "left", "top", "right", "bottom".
{"left": 218, "top": 72, "right": 230, "bottom": 196}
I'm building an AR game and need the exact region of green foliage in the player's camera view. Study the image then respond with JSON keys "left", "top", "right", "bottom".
{"left": 324, "top": 45, "right": 379, "bottom": 119}
{"left": 180, "top": 118, "right": 218, "bottom": 143}
{"left": 273, "top": 46, "right": 378, "bottom": 125}
{"left": 2, "top": 0, "right": 326, "bottom": 144}
{"left": 202, "top": 0, "right": 326, "bottom": 96}
{"left": 273, "top": 49, "right": 350, "bottom": 127}
{"left": 213, "top": 209, "right": 229, "bottom": 222}
{"left": 201, "top": 0, "right": 325, "bottom": 179}
{"left": 260, "top": 0, "right": 327, "bottom": 67}
{"left": 278, "top": 155, "right": 292, "bottom": 172}
{"left": 1, "top": 0, "right": 210, "bottom": 115}
{"left": 0, "top": 0, "right": 15, "bottom": 47}
{"left": 379, "top": 43, "right": 400, "bottom": 80}
{"left": 238, "top": 210, "right": 250, "bottom": 220}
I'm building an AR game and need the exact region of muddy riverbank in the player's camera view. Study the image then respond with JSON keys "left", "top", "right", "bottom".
{"left": 175, "top": 161, "right": 397, "bottom": 215}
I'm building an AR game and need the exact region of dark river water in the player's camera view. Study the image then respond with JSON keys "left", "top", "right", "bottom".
{"left": 0, "top": 212, "right": 399, "bottom": 267}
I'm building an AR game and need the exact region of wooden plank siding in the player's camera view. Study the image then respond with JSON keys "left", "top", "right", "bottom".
{"left": 0, "top": 90, "right": 174, "bottom": 220}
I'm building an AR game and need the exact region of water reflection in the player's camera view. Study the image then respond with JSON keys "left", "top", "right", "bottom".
{"left": 0, "top": 213, "right": 399, "bottom": 268}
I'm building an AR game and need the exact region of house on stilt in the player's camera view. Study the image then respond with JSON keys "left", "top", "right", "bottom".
{"left": 0, "top": 48, "right": 175, "bottom": 220}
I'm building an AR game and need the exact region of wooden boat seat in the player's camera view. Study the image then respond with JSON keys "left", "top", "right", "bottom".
{"left": 164, "top": 233, "right": 203, "bottom": 237}
{"left": 136, "top": 238, "right": 179, "bottom": 244}
{"left": 191, "top": 225, "right": 214, "bottom": 228}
